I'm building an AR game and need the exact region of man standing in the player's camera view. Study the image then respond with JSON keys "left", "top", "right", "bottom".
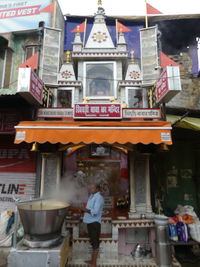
{"left": 80, "top": 183, "right": 104, "bottom": 267}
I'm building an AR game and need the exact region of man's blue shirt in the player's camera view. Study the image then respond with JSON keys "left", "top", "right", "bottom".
{"left": 83, "top": 191, "right": 104, "bottom": 224}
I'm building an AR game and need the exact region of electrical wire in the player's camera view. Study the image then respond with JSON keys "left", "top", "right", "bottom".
{"left": 2, "top": 65, "right": 195, "bottom": 89}
{"left": 0, "top": 79, "right": 18, "bottom": 89}
{"left": 40, "top": 66, "right": 193, "bottom": 84}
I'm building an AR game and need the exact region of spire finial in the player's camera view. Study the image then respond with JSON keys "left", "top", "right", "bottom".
{"left": 98, "top": 0, "right": 102, "bottom": 7}
{"left": 76, "top": 25, "right": 80, "bottom": 33}
{"left": 130, "top": 50, "right": 134, "bottom": 63}
{"left": 65, "top": 51, "right": 71, "bottom": 63}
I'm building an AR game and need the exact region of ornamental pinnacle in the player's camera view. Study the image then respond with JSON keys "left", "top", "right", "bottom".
{"left": 98, "top": 0, "right": 102, "bottom": 7}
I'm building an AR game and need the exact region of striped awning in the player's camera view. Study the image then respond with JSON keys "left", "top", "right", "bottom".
{"left": 167, "top": 115, "right": 200, "bottom": 131}
{"left": 15, "top": 120, "right": 172, "bottom": 145}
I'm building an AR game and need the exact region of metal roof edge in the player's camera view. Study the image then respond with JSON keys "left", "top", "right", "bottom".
{"left": 0, "top": 89, "right": 17, "bottom": 96}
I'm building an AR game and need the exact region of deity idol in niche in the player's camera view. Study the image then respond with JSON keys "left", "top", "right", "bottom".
{"left": 89, "top": 77, "right": 111, "bottom": 96}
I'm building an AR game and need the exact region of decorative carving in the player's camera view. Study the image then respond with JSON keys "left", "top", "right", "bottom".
{"left": 72, "top": 51, "right": 128, "bottom": 57}
{"left": 92, "top": 32, "right": 108, "bottom": 43}
{"left": 58, "top": 81, "right": 82, "bottom": 87}
{"left": 129, "top": 71, "right": 140, "bottom": 80}
{"left": 61, "top": 70, "right": 72, "bottom": 79}
{"left": 118, "top": 81, "right": 142, "bottom": 87}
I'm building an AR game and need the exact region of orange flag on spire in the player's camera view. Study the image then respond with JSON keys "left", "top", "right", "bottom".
{"left": 17, "top": 52, "right": 39, "bottom": 70}
{"left": 40, "top": 2, "right": 55, "bottom": 13}
{"left": 71, "top": 21, "right": 86, "bottom": 33}
{"left": 147, "top": 3, "right": 162, "bottom": 14}
{"left": 116, "top": 21, "right": 131, "bottom": 33}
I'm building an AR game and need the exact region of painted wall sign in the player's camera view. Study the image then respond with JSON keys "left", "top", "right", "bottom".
{"left": 123, "top": 108, "right": 161, "bottom": 119}
{"left": 17, "top": 68, "right": 43, "bottom": 105}
{"left": 74, "top": 104, "right": 122, "bottom": 119}
{"left": 155, "top": 66, "right": 182, "bottom": 103}
{"left": 0, "top": 173, "right": 36, "bottom": 211}
{"left": 0, "top": 146, "right": 36, "bottom": 173}
{"left": 0, "top": 143, "right": 36, "bottom": 211}
{"left": 37, "top": 108, "right": 73, "bottom": 118}
{"left": 0, "top": 0, "right": 51, "bottom": 33}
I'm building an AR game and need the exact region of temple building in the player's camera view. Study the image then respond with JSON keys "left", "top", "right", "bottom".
{"left": 14, "top": 1, "right": 175, "bottom": 266}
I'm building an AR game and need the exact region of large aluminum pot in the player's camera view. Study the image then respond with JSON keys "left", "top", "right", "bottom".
{"left": 17, "top": 199, "right": 70, "bottom": 240}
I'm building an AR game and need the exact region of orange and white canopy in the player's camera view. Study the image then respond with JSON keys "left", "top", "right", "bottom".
{"left": 14, "top": 120, "right": 172, "bottom": 145}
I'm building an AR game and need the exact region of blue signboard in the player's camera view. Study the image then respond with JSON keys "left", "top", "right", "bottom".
{"left": 0, "top": 0, "right": 52, "bottom": 33}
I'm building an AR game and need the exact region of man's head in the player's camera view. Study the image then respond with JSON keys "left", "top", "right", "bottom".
{"left": 89, "top": 183, "right": 101, "bottom": 194}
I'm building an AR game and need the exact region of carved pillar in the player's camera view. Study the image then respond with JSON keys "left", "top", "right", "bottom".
{"left": 144, "top": 153, "right": 153, "bottom": 214}
{"left": 128, "top": 151, "right": 136, "bottom": 217}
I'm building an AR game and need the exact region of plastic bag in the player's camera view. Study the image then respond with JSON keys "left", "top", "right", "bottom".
{"left": 0, "top": 211, "right": 14, "bottom": 247}
{"left": 174, "top": 205, "right": 198, "bottom": 220}
{"left": 176, "top": 222, "right": 189, "bottom": 242}
{"left": 168, "top": 224, "right": 178, "bottom": 241}
{"left": 188, "top": 222, "right": 200, "bottom": 242}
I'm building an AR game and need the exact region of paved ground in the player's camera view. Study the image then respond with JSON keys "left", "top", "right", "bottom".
{"left": 0, "top": 245, "right": 200, "bottom": 267}
{"left": 0, "top": 248, "right": 10, "bottom": 267}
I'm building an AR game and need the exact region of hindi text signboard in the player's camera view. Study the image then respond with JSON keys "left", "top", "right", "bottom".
{"left": 37, "top": 108, "right": 73, "bottom": 118}
{"left": 155, "top": 66, "right": 182, "bottom": 103}
{"left": 74, "top": 104, "right": 122, "bottom": 119}
{"left": 123, "top": 108, "right": 161, "bottom": 119}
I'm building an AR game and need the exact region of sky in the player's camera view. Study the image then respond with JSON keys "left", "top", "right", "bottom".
{"left": 57, "top": 0, "right": 200, "bottom": 16}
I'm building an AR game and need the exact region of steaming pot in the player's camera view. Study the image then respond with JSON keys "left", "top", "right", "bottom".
{"left": 17, "top": 198, "right": 70, "bottom": 247}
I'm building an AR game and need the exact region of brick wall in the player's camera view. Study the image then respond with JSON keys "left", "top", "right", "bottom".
{"left": 167, "top": 53, "right": 200, "bottom": 110}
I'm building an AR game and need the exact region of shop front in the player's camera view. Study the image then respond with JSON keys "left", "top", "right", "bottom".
{"left": 14, "top": 119, "right": 172, "bottom": 266}
{"left": 0, "top": 108, "right": 36, "bottom": 213}
{"left": 11, "top": 2, "right": 177, "bottom": 265}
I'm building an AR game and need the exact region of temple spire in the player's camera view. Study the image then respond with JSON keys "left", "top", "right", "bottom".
{"left": 85, "top": 0, "right": 114, "bottom": 48}
{"left": 117, "top": 28, "right": 127, "bottom": 51}
{"left": 125, "top": 49, "right": 141, "bottom": 81}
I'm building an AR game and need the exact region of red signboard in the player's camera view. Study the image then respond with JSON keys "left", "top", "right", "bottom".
{"left": 74, "top": 104, "right": 122, "bottom": 119}
{"left": 155, "top": 66, "right": 182, "bottom": 103}
{"left": 155, "top": 68, "right": 168, "bottom": 102}
{"left": 30, "top": 69, "right": 43, "bottom": 103}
